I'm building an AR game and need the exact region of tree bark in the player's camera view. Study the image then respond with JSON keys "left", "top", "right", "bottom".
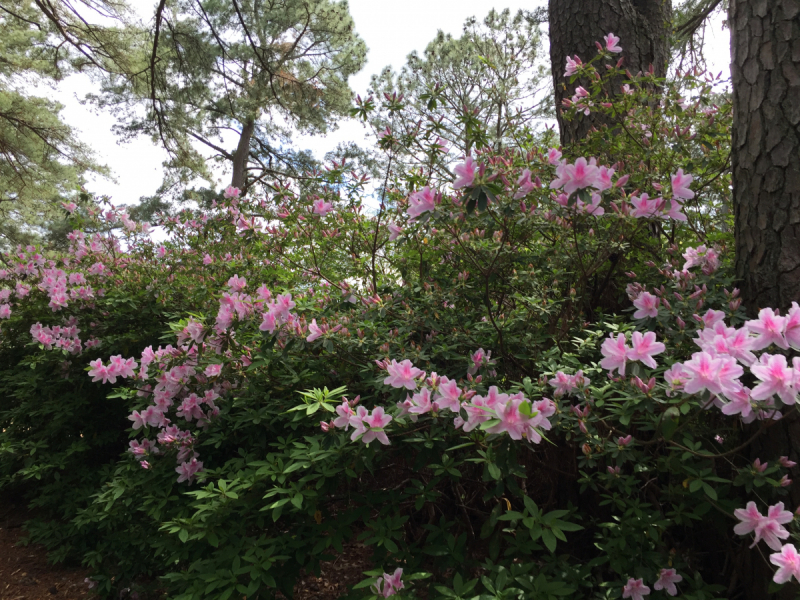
{"left": 231, "top": 118, "right": 255, "bottom": 193}
{"left": 731, "top": 0, "right": 800, "bottom": 314}
{"left": 548, "top": 0, "right": 672, "bottom": 145}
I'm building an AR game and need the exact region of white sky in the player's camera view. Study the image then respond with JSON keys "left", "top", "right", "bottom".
{"left": 46, "top": 0, "right": 731, "bottom": 207}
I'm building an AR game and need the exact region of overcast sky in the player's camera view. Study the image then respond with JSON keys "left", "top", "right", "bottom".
{"left": 46, "top": 0, "right": 731, "bottom": 207}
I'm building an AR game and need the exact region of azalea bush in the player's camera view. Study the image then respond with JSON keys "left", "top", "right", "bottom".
{"left": 3, "top": 34, "right": 800, "bottom": 600}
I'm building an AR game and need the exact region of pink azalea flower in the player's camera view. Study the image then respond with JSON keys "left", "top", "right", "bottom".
{"left": 306, "top": 319, "right": 324, "bottom": 342}
{"left": 770, "top": 544, "right": 800, "bottom": 584}
{"left": 453, "top": 156, "right": 477, "bottom": 189}
{"left": 205, "top": 364, "right": 222, "bottom": 377}
{"left": 683, "top": 351, "right": 725, "bottom": 396}
{"left": 784, "top": 302, "right": 800, "bottom": 350}
{"left": 408, "top": 388, "right": 433, "bottom": 415}
{"left": 513, "top": 169, "right": 535, "bottom": 199}
{"left": 388, "top": 223, "right": 403, "bottom": 241}
{"left": 622, "top": 577, "right": 650, "bottom": 600}
{"left": 757, "top": 503, "right": 794, "bottom": 551}
{"left": 433, "top": 376, "right": 462, "bottom": 412}
{"left": 61, "top": 201, "right": 78, "bottom": 213}
{"left": 549, "top": 371, "right": 576, "bottom": 397}
{"left": 333, "top": 401, "right": 354, "bottom": 430}
{"left": 223, "top": 186, "right": 241, "bottom": 199}
{"left": 0, "top": 304, "right": 10, "bottom": 319}
{"left": 627, "top": 331, "right": 666, "bottom": 369}
{"left": 312, "top": 198, "right": 333, "bottom": 217}
{"left": 747, "top": 308, "right": 789, "bottom": 350}
{"left": 562, "top": 157, "right": 600, "bottom": 194}
{"left": 547, "top": 148, "right": 563, "bottom": 165}
{"left": 720, "top": 386, "right": 754, "bottom": 418}
{"left": 671, "top": 169, "right": 695, "bottom": 200}
{"left": 88, "top": 358, "right": 115, "bottom": 384}
{"left": 227, "top": 275, "right": 246, "bottom": 292}
{"left": 383, "top": 359, "right": 424, "bottom": 390}
{"left": 632, "top": 291, "right": 659, "bottom": 319}
{"left": 407, "top": 186, "right": 436, "bottom": 219}
{"left": 486, "top": 394, "right": 530, "bottom": 440}
{"left": 595, "top": 166, "right": 614, "bottom": 191}
{"left": 600, "top": 333, "right": 629, "bottom": 376}
{"left": 564, "top": 55, "right": 581, "bottom": 76}
{"left": 751, "top": 353, "right": 798, "bottom": 405}
{"left": 653, "top": 568, "right": 682, "bottom": 596}
{"left": 604, "top": 33, "right": 622, "bottom": 53}
{"left": 630, "top": 193, "right": 662, "bottom": 218}
{"left": 373, "top": 568, "right": 404, "bottom": 598}
{"left": 202, "top": 253, "right": 213, "bottom": 265}
{"left": 361, "top": 407, "right": 392, "bottom": 445}
{"left": 661, "top": 200, "right": 687, "bottom": 221}
{"left": 175, "top": 458, "right": 203, "bottom": 483}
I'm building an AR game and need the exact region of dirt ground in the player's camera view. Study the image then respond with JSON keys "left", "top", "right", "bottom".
{"left": 1, "top": 500, "right": 374, "bottom": 600}
{"left": 0, "top": 502, "right": 90, "bottom": 600}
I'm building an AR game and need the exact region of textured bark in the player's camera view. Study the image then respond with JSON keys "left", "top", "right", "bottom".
{"left": 548, "top": 0, "right": 672, "bottom": 145}
{"left": 731, "top": 0, "right": 800, "bottom": 314}
{"left": 231, "top": 118, "right": 255, "bottom": 192}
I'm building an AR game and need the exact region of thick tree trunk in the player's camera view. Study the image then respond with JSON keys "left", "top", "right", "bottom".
{"left": 548, "top": 0, "right": 672, "bottom": 145}
{"left": 730, "top": 3, "right": 800, "bottom": 597}
{"left": 731, "top": 0, "right": 800, "bottom": 314}
{"left": 231, "top": 118, "right": 255, "bottom": 193}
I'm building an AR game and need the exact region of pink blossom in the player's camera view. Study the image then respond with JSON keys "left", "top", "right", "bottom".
{"left": 682, "top": 352, "right": 725, "bottom": 396}
{"left": 227, "top": 275, "right": 246, "bottom": 292}
{"left": 770, "top": 544, "right": 800, "bottom": 584}
{"left": 671, "top": 169, "right": 694, "bottom": 200}
{"left": 720, "top": 386, "right": 754, "bottom": 418}
{"left": 486, "top": 394, "right": 532, "bottom": 440}
{"left": 433, "top": 376, "right": 462, "bottom": 412}
{"left": 175, "top": 458, "right": 203, "bottom": 483}
{"left": 88, "top": 359, "right": 116, "bottom": 384}
{"left": 388, "top": 223, "right": 403, "bottom": 241}
{"left": 561, "top": 157, "right": 599, "bottom": 194}
{"left": 549, "top": 371, "right": 576, "bottom": 397}
{"left": 108, "top": 355, "right": 137, "bottom": 379}
{"left": 360, "top": 407, "right": 392, "bottom": 445}
{"left": 653, "top": 569, "right": 682, "bottom": 596}
{"left": 751, "top": 353, "right": 797, "bottom": 405}
{"left": 630, "top": 193, "right": 662, "bottom": 218}
{"left": 223, "top": 186, "right": 241, "bottom": 199}
{"left": 780, "top": 456, "right": 798, "bottom": 468}
{"left": 453, "top": 156, "right": 477, "bottom": 190}
{"left": 564, "top": 55, "right": 581, "bottom": 76}
{"left": 747, "top": 308, "right": 789, "bottom": 350}
{"left": 604, "top": 33, "right": 622, "bottom": 53}
{"left": 622, "top": 578, "right": 650, "bottom": 600}
{"left": 661, "top": 200, "right": 687, "bottom": 221}
{"left": 600, "top": 333, "right": 629, "bottom": 376}
{"left": 62, "top": 201, "right": 78, "bottom": 213}
{"left": 373, "top": 568, "right": 404, "bottom": 598}
{"left": 513, "top": 169, "right": 535, "bottom": 199}
{"left": 0, "top": 304, "right": 10, "bottom": 319}
{"left": 383, "top": 359, "right": 424, "bottom": 390}
{"left": 627, "top": 331, "right": 666, "bottom": 368}
{"left": 408, "top": 388, "right": 433, "bottom": 415}
{"left": 312, "top": 198, "right": 334, "bottom": 217}
{"left": 204, "top": 364, "right": 222, "bottom": 377}
{"left": 547, "top": 148, "right": 563, "bottom": 165}
{"left": 259, "top": 310, "right": 278, "bottom": 334}
{"left": 784, "top": 302, "right": 800, "bottom": 350}
{"left": 202, "top": 254, "right": 213, "bottom": 265}
{"left": 758, "top": 503, "right": 794, "bottom": 550}
{"left": 306, "top": 319, "right": 324, "bottom": 342}
{"left": 333, "top": 401, "right": 354, "bottom": 430}
{"left": 632, "top": 292, "right": 659, "bottom": 319}
{"left": 407, "top": 186, "right": 436, "bottom": 219}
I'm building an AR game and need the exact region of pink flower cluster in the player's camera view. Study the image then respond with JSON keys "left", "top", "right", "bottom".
{"left": 88, "top": 354, "right": 138, "bottom": 384}
{"left": 372, "top": 568, "right": 404, "bottom": 598}
{"left": 600, "top": 331, "right": 666, "bottom": 376}
{"left": 682, "top": 244, "right": 719, "bottom": 274}
{"left": 548, "top": 370, "right": 590, "bottom": 397}
{"left": 30, "top": 322, "right": 83, "bottom": 354}
{"left": 734, "top": 501, "right": 793, "bottom": 551}
{"left": 622, "top": 569, "right": 682, "bottom": 598}
{"left": 329, "top": 398, "right": 393, "bottom": 446}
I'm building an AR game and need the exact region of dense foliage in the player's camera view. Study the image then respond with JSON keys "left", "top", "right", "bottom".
{"left": 3, "top": 36, "right": 800, "bottom": 600}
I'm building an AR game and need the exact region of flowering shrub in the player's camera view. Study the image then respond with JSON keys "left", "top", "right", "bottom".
{"left": 4, "top": 34, "right": 798, "bottom": 600}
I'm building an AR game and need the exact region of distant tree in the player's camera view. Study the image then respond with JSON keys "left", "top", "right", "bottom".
{"left": 0, "top": 0, "right": 119, "bottom": 248}
{"left": 98, "top": 0, "right": 367, "bottom": 196}
{"left": 364, "top": 8, "right": 551, "bottom": 174}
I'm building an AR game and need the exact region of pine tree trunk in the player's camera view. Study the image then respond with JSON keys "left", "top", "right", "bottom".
{"left": 548, "top": 0, "right": 672, "bottom": 145}
{"left": 730, "top": 2, "right": 800, "bottom": 597}
{"left": 731, "top": 0, "right": 800, "bottom": 314}
{"left": 231, "top": 118, "right": 255, "bottom": 193}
